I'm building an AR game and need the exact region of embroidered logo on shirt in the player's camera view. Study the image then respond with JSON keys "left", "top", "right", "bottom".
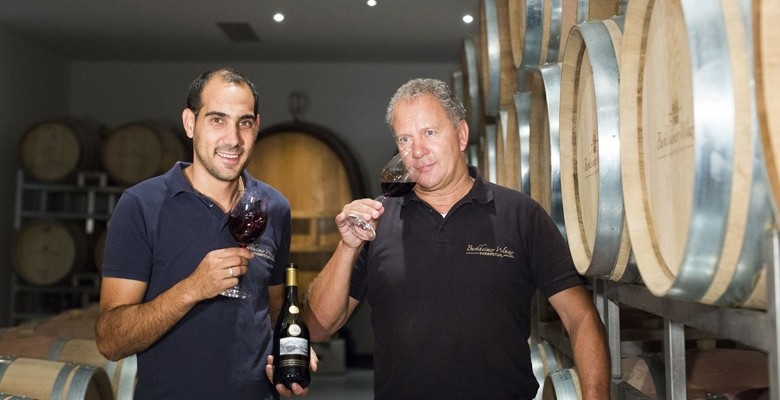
{"left": 466, "top": 243, "right": 516, "bottom": 259}
{"left": 253, "top": 247, "right": 276, "bottom": 262}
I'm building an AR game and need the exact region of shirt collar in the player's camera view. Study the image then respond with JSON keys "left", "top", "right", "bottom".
{"left": 164, "top": 161, "right": 258, "bottom": 197}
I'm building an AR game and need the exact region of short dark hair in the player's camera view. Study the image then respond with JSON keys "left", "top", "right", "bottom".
{"left": 186, "top": 67, "right": 259, "bottom": 116}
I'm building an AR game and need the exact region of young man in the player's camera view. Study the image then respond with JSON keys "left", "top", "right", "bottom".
{"left": 96, "top": 68, "right": 312, "bottom": 399}
{"left": 305, "top": 78, "right": 610, "bottom": 399}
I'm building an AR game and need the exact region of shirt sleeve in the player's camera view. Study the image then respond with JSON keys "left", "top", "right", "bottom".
{"left": 101, "top": 190, "right": 154, "bottom": 282}
{"left": 527, "top": 204, "right": 587, "bottom": 298}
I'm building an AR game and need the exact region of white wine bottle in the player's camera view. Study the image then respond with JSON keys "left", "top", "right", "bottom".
{"left": 273, "top": 263, "right": 311, "bottom": 389}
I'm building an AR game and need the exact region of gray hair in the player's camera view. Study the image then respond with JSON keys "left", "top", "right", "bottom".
{"left": 385, "top": 78, "right": 466, "bottom": 129}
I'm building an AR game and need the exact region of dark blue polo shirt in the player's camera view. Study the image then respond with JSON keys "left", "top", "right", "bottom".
{"left": 102, "top": 162, "right": 290, "bottom": 399}
{"left": 349, "top": 166, "right": 585, "bottom": 400}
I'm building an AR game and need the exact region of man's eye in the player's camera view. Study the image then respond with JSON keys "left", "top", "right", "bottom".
{"left": 425, "top": 130, "right": 435, "bottom": 136}
{"left": 211, "top": 117, "right": 224, "bottom": 124}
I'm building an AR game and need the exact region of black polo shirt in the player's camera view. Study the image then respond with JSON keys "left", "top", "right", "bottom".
{"left": 102, "top": 162, "right": 290, "bottom": 399}
{"left": 349, "top": 166, "right": 585, "bottom": 400}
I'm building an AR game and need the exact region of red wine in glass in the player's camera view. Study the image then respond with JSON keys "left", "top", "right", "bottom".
{"left": 347, "top": 148, "right": 419, "bottom": 241}
{"left": 223, "top": 189, "right": 268, "bottom": 299}
{"left": 380, "top": 181, "right": 416, "bottom": 198}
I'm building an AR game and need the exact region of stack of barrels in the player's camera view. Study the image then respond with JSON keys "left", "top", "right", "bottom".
{"left": 13, "top": 117, "right": 190, "bottom": 288}
{"left": 19, "top": 117, "right": 189, "bottom": 187}
{"left": 0, "top": 305, "right": 136, "bottom": 399}
{"left": 452, "top": 0, "right": 780, "bottom": 397}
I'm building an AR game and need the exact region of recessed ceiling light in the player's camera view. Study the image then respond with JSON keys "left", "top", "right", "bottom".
{"left": 273, "top": 13, "right": 285, "bottom": 22}
{"left": 462, "top": 14, "right": 474, "bottom": 24}
{"left": 367, "top": 0, "right": 377, "bottom": 6}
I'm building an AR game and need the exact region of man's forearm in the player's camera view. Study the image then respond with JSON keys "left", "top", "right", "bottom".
{"left": 96, "top": 281, "right": 198, "bottom": 361}
{"left": 303, "top": 241, "right": 361, "bottom": 342}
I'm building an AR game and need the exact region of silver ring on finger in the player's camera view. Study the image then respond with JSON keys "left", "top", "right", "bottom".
{"left": 228, "top": 267, "right": 234, "bottom": 278}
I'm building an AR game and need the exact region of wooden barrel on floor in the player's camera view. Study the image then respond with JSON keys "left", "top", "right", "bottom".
{"left": 102, "top": 119, "right": 188, "bottom": 185}
{"left": 0, "top": 335, "right": 136, "bottom": 400}
{"left": 19, "top": 118, "right": 104, "bottom": 183}
{"left": 0, "top": 356, "right": 114, "bottom": 400}
{"left": 245, "top": 122, "right": 366, "bottom": 272}
{"left": 480, "top": 0, "right": 517, "bottom": 117}
{"left": 620, "top": 0, "right": 771, "bottom": 307}
{"left": 508, "top": 0, "right": 564, "bottom": 70}
{"left": 529, "top": 63, "right": 566, "bottom": 240}
{"left": 755, "top": 0, "right": 780, "bottom": 215}
{"left": 11, "top": 220, "right": 89, "bottom": 286}
{"left": 10, "top": 304, "right": 100, "bottom": 339}
{"left": 559, "top": 17, "right": 637, "bottom": 283}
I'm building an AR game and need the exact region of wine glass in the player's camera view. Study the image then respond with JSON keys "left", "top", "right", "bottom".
{"left": 347, "top": 148, "right": 420, "bottom": 241}
{"left": 223, "top": 189, "right": 268, "bottom": 299}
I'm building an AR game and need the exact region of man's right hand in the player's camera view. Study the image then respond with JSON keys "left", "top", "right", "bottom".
{"left": 336, "top": 198, "right": 384, "bottom": 247}
{"left": 186, "top": 247, "right": 253, "bottom": 300}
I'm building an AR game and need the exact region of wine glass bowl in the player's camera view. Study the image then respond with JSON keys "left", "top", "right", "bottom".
{"left": 223, "top": 189, "right": 268, "bottom": 299}
{"left": 347, "top": 148, "right": 419, "bottom": 241}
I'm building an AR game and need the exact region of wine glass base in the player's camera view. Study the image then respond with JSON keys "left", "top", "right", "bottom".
{"left": 221, "top": 286, "right": 251, "bottom": 299}
{"left": 347, "top": 214, "right": 376, "bottom": 241}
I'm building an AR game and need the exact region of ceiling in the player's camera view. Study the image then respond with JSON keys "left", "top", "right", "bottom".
{"left": 0, "top": 0, "right": 481, "bottom": 64}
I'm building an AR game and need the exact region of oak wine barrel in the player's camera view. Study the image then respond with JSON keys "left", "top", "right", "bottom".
{"left": 479, "top": 0, "right": 518, "bottom": 117}
{"left": 246, "top": 122, "right": 366, "bottom": 272}
{"left": 0, "top": 356, "right": 113, "bottom": 400}
{"left": 508, "top": 0, "right": 564, "bottom": 70}
{"left": 11, "top": 220, "right": 88, "bottom": 286}
{"left": 528, "top": 63, "right": 566, "bottom": 239}
{"left": 559, "top": 17, "right": 638, "bottom": 282}
{"left": 755, "top": 0, "right": 780, "bottom": 216}
{"left": 461, "top": 36, "right": 483, "bottom": 143}
{"left": 620, "top": 0, "right": 771, "bottom": 307}
{"left": 19, "top": 118, "right": 104, "bottom": 183}
{"left": 102, "top": 119, "right": 188, "bottom": 185}
{"left": 542, "top": 368, "right": 581, "bottom": 400}
{"left": 0, "top": 335, "right": 136, "bottom": 400}
{"left": 558, "top": 0, "right": 620, "bottom": 62}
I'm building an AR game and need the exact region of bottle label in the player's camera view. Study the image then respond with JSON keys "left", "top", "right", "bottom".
{"left": 280, "top": 337, "right": 309, "bottom": 356}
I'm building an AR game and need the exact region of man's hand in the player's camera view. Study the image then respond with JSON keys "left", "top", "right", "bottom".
{"left": 265, "top": 347, "right": 319, "bottom": 397}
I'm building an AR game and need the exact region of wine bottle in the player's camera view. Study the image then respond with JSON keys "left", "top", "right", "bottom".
{"left": 273, "top": 263, "right": 311, "bottom": 390}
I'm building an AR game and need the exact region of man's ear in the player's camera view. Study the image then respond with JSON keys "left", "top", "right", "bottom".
{"left": 458, "top": 119, "right": 469, "bottom": 151}
{"left": 182, "top": 109, "right": 196, "bottom": 139}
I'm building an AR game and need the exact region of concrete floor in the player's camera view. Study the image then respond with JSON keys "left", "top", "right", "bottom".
{"left": 307, "top": 368, "right": 374, "bottom": 400}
